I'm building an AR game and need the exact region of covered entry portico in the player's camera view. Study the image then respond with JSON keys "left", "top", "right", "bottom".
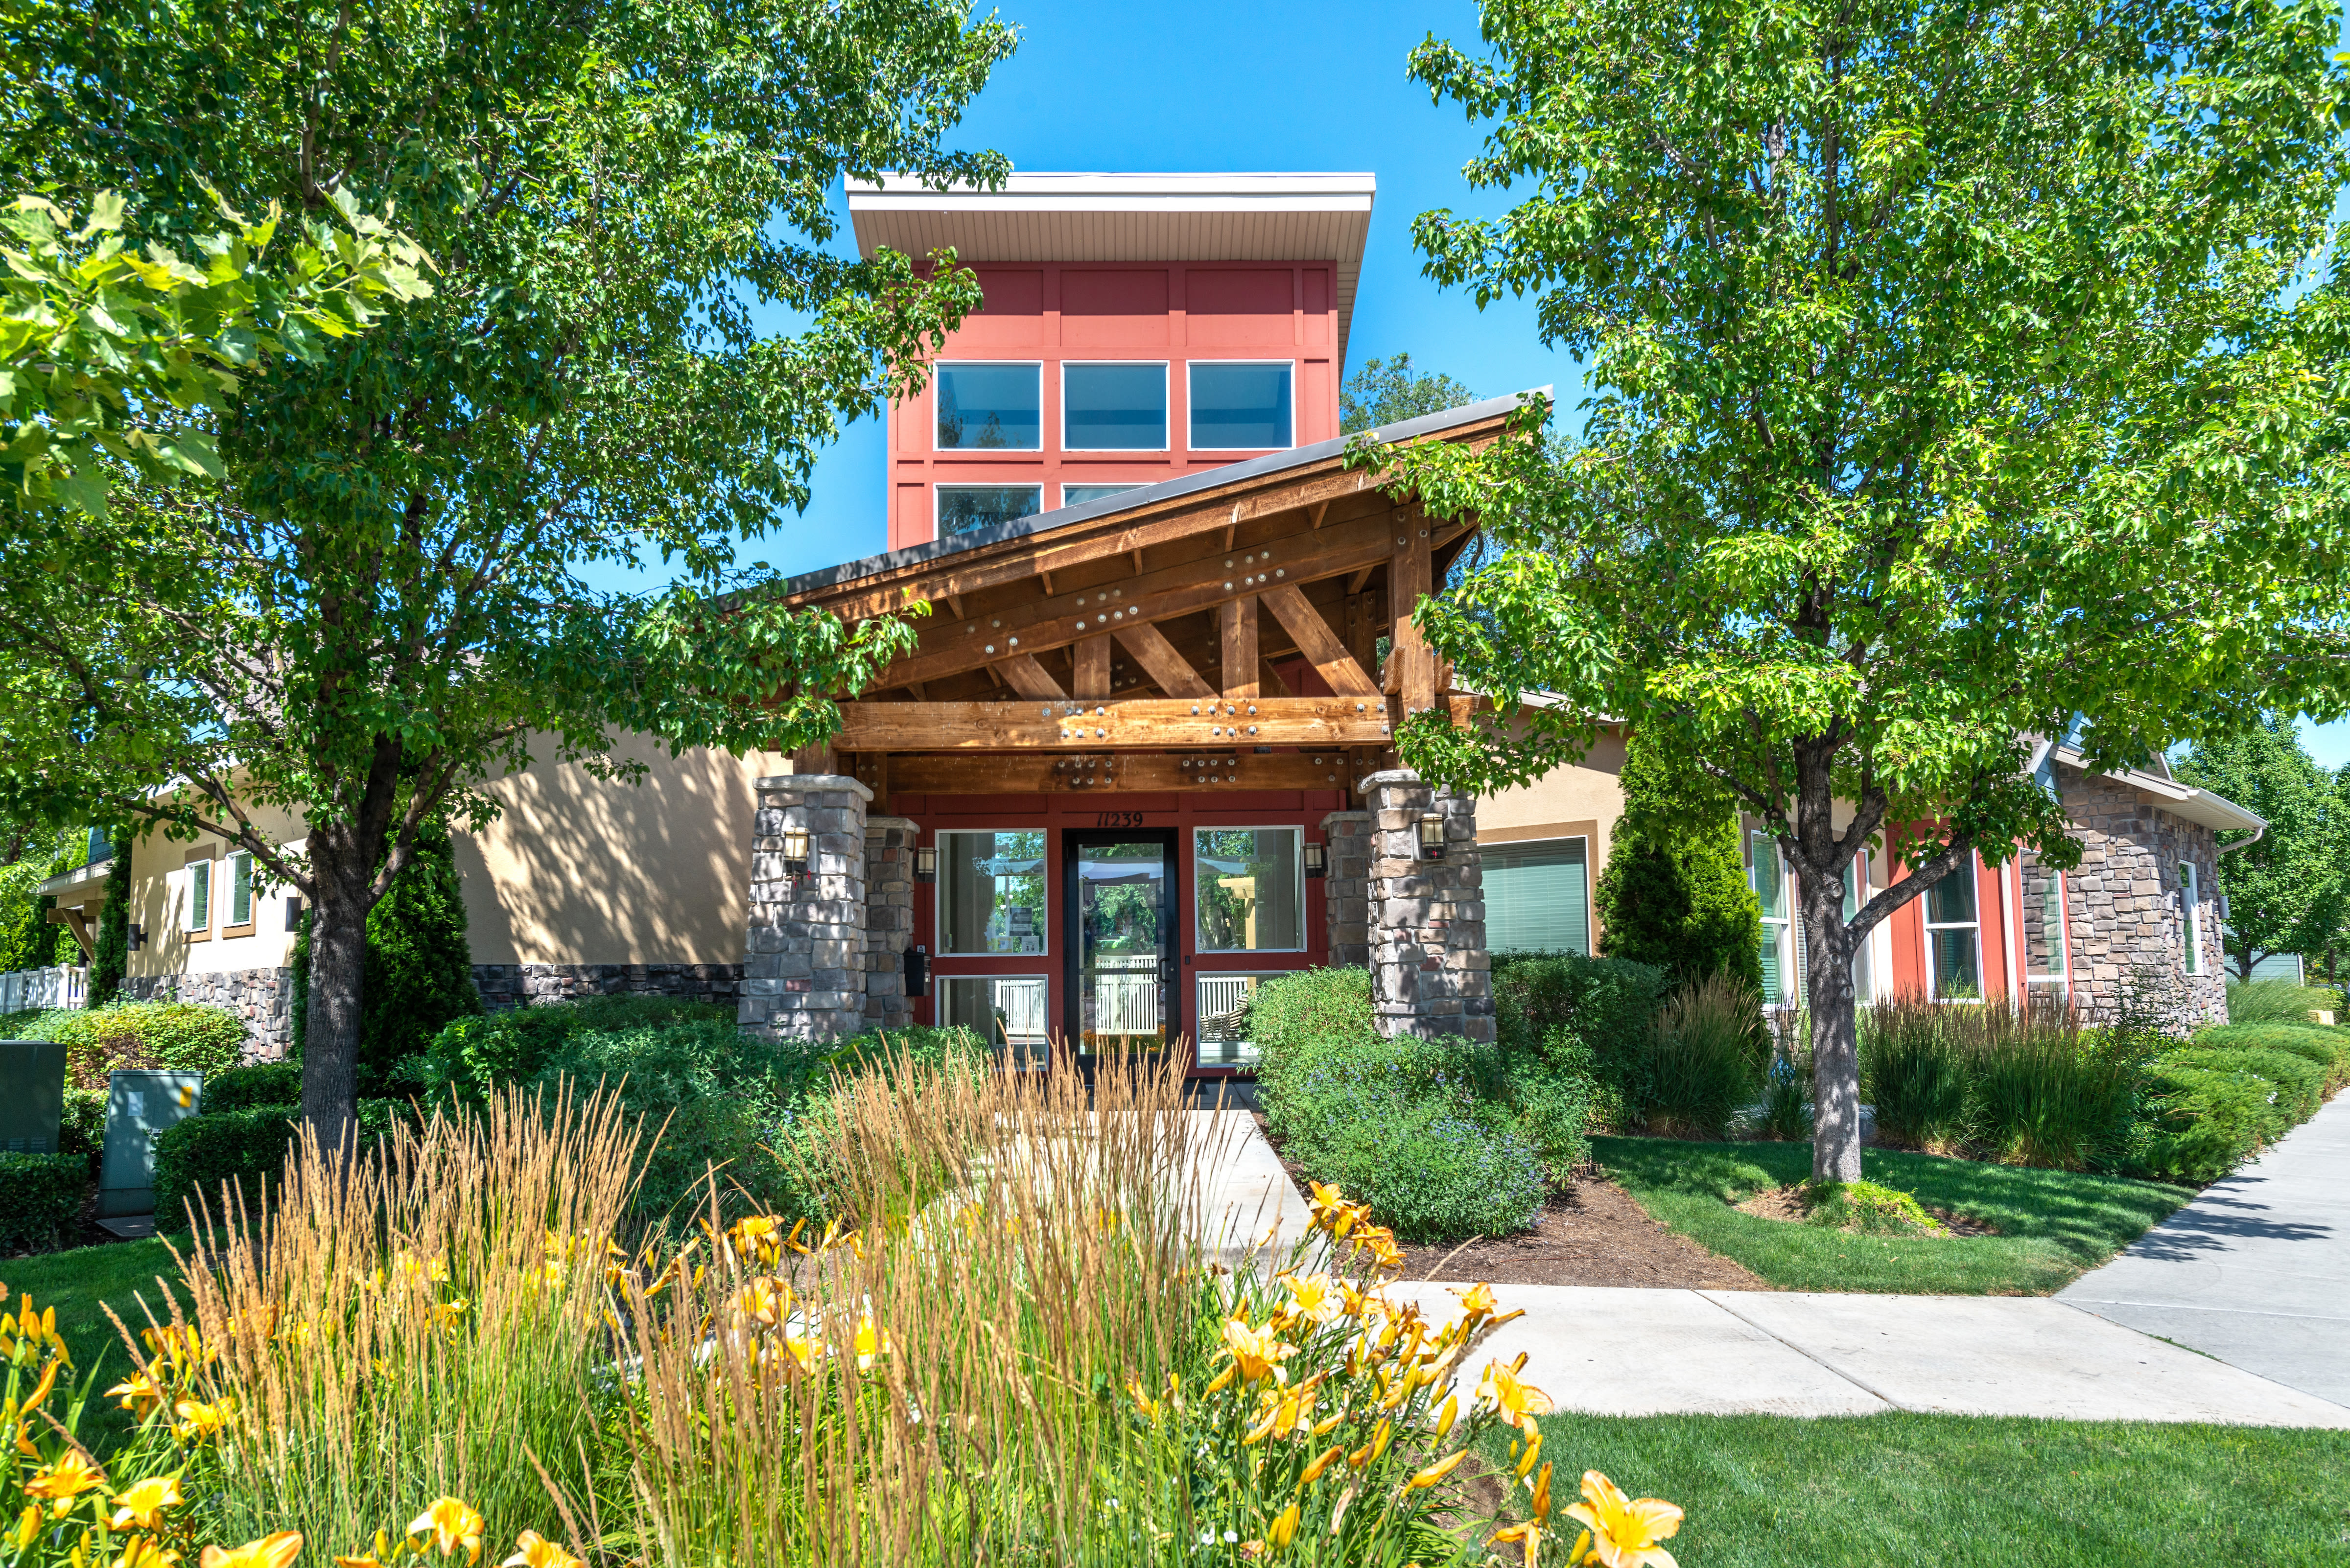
{"left": 737, "top": 397, "right": 1527, "bottom": 1074}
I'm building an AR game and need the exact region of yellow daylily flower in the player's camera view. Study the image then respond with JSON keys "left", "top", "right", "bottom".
{"left": 1562, "top": 1471, "right": 1683, "bottom": 1568}
{"left": 24, "top": 1452, "right": 104, "bottom": 1500}
{"left": 1125, "top": 1379, "right": 1162, "bottom": 1421}
{"left": 500, "top": 1529, "right": 583, "bottom": 1568}
{"left": 1516, "top": 1430, "right": 1544, "bottom": 1479}
{"left": 108, "top": 1475, "right": 184, "bottom": 1530}
{"left": 1529, "top": 1461, "right": 1553, "bottom": 1519}
{"left": 730, "top": 1276, "right": 793, "bottom": 1330}
{"left": 1220, "top": 1316, "right": 1295, "bottom": 1385}
{"left": 1480, "top": 1362, "right": 1555, "bottom": 1432}
{"left": 853, "top": 1313, "right": 893, "bottom": 1371}
{"left": 199, "top": 1533, "right": 303, "bottom": 1568}
{"left": 407, "top": 1497, "right": 487, "bottom": 1564}
{"left": 171, "top": 1397, "right": 237, "bottom": 1443}
{"left": 1491, "top": 1518, "right": 1545, "bottom": 1568}
{"left": 116, "top": 1536, "right": 182, "bottom": 1568}
{"left": 14, "top": 1503, "right": 42, "bottom": 1553}
{"left": 1452, "top": 1282, "right": 1497, "bottom": 1321}
{"left": 1403, "top": 1449, "right": 1467, "bottom": 1491}
{"left": 1433, "top": 1392, "right": 1457, "bottom": 1440}
{"left": 782, "top": 1334, "right": 825, "bottom": 1375}
{"left": 1306, "top": 1180, "right": 1354, "bottom": 1236}
{"left": 1283, "top": 1273, "right": 1340, "bottom": 1326}
{"left": 1265, "top": 1502, "right": 1300, "bottom": 1549}
{"left": 1299, "top": 1445, "right": 1343, "bottom": 1485}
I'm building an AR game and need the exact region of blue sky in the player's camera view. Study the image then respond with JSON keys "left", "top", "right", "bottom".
{"left": 591, "top": 0, "right": 2350, "bottom": 770}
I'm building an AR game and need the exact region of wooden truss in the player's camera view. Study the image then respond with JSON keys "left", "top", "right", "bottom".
{"left": 783, "top": 404, "right": 1511, "bottom": 799}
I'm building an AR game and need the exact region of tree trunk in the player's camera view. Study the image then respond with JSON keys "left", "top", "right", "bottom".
{"left": 1800, "top": 860, "right": 1864, "bottom": 1183}
{"left": 301, "top": 828, "right": 372, "bottom": 1151}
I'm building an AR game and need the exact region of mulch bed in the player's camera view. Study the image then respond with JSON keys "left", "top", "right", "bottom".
{"left": 1250, "top": 1112, "right": 1769, "bottom": 1291}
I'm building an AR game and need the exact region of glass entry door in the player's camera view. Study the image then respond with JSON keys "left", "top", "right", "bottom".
{"left": 1064, "top": 829, "right": 1177, "bottom": 1057}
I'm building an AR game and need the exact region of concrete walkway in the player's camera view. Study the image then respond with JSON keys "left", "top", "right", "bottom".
{"left": 1197, "top": 1111, "right": 2350, "bottom": 1427}
{"left": 2060, "top": 1092, "right": 2350, "bottom": 1408}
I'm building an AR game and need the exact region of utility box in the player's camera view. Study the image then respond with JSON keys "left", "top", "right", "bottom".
{"left": 0, "top": 1039, "right": 68, "bottom": 1155}
{"left": 99, "top": 1070, "right": 202, "bottom": 1218}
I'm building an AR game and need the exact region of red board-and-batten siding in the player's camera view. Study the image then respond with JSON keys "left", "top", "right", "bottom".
{"left": 888, "top": 261, "right": 1342, "bottom": 551}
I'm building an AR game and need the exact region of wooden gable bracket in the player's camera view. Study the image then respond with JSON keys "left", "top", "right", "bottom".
{"left": 1310, "top": 500, "right": 1331, "bottom": 529}
{"left": 1111, "top": 620, "right": 1216, "bottom": 699}
{"left": 994, "top": 654, "right": 1066, "bottom": 701}
{"left": 1259, "top": 581, "right": 1382, "bottom": 698}
{"left": 832, "top": 696, "right": 1391, "bottom": 751}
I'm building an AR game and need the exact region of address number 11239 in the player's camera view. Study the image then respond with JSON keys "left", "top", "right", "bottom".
{"left": 1094, "top": 812, "right": 1146, "bottom": 828}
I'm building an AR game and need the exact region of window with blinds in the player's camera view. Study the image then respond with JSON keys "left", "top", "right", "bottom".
{"left": 1483, "top": 838, "right": 1590, "bottom": 954}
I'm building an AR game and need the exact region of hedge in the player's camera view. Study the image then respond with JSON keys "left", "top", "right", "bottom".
{"left": 20, "top": 1001, "right": 248, "bottom": 1088}
{"left": 2165, "top": 1045, "right": 2326, "bottom": 1125}
{"left": 203, "top": 1062, "right": 304, "bottom": 1113}
{"left": 2192, "top": 1022, "right": 2350, "bottom": 1091}
{"left": 2138, "top": 1061, "right": 2278, "bottom": 1184}
{"left": 153, "top": 1103, "right": 299, "bottom": 1223}
{"left": 0, "top": 1152, "right": 84, "bottom": 1252}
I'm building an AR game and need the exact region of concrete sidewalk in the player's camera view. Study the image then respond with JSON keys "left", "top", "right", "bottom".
{"left": 2060, "top": 1092, "right": 2350, "bottom": 1407}
{"left": 1389, "top": 1282, "right": 2350, "bottom": 1427}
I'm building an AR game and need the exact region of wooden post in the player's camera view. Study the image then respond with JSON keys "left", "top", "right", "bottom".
{"left": 1074, "top": 634, "right": 1111, "bottom": 699}
{"left": 1389, "top": 514, "right": 1435, "bottom": 714}
{"left": 1220, "top": 597, "right": 1259, "bottom": 699}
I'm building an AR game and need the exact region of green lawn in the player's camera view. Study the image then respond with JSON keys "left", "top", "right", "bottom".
{"left": 1511, "top": 1411, "right": 2350, "bottom": 1568}
{"left": 2, "top": 1236, "right": 194, "bottom": 1450}
{"left": 1591, "top": 1136, "right": 2191, "bottom": 1294}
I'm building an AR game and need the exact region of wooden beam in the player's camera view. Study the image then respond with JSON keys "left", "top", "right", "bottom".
{"left": 1260, "top": 581, "right": 1381, "bottom": 698}
{"left": 1073, "top": 634, "right": 1111, "bottom": 699}
{"left": 1220, "top": 597, "right": 1258, "bottom": 699}
{"left": 878, "top": 513, "right": 1401, "bottom": 692}
{"left": 1389, "top": 515, "right": 1437, "bottom": 714}
{"left": 1112, "top": 620, "right": 1216, "bottom": 698}
{"left": 993, "top": 653, "right": 1066, "bottom": 701}
{"left": 1310, "top": 500, "right": 1331, "bottom": 529}
{"left": 1258, "top": 656, "right": 1294, "bottom": 698}
{"left": 833, "top": 697, "right": 1391, "bottom": 751}
{"left": 889, "top": 750, "right": 1361, "bottom": 795}
{"left": 45, "top": 906, "right": 95, "bottom": 960}
{"left": 788, "top": 739, "right": 838, "bottom": 775}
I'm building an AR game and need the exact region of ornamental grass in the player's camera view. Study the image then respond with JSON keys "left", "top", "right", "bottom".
{"left": 7, "top": 1040, "right": 1685, "bottom": 1567}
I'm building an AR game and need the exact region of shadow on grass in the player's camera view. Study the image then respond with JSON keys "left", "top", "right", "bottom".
{"left": 1590, "top": 1136, "right": 2192, "bottom": 1294}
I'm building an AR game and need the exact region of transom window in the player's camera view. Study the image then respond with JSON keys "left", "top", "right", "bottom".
{"left": 1188, "top": 361, "right": 1294, "bottom": 450}
{"left": 1063, "top": 362, "right": 1167, "bottom": 450}
{"left": 934, "top": 363, "right": 1040, "bottom": 450}
{"left": 1063, "top": 483, "right": 1146, "bottom": 508}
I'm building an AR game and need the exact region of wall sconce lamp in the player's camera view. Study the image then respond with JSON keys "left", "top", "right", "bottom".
{"left": 283, "top": 898, "right": 303, "bottom": 933}
{"left": 914, "top": 845, "right": 938, "bottom": 884}
{"left": 781, "top": 827, "right": 811, "bottom": 878}
{"left": 1416, "top": 814, "right": 1447, "bottom": 861}
{"left": 126, "top": 923, "right": 145, "bottom": 952}
{"left": 1302, "top": 842, "right": 1327, "bottom": 879}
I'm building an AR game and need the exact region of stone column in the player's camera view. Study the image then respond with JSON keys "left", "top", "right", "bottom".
{"left": 863, "top": 816, "right": 919, "bottom": 1032}
{"left": 740, "top": 774, "right": 870, "bottom": 1043}
{"left": 1318, "top": 810, "right": 1374, "bottom": 969}
{"left": 1363, "top": 770, "right": 1494, "bottom": 1043}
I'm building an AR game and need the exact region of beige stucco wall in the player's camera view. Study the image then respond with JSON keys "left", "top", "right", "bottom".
{"left": 452, "top": 734, "right": 785, "bottom": 966}
{"left": 124, "top": 801, "right": 308, "bottom": 978}
{"left": 1472, "top": 727, "right": 1628, "bottom": 947}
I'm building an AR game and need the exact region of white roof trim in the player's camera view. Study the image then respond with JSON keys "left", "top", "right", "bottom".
{"left": 846, "top": 171, "right": 1377, "bottom": 366}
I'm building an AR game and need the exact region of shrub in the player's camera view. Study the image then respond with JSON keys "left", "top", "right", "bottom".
{"left": 1972, "top": 1030, "right": 2138, "bottom": 1171}
{"left": 152, "top": 1102, "right": 300, "bottom": 1222}
{"left": 0, "top": 1151, "right": 84, "bottom": 1251}
{"left": 1246, "top": 965, "right": 1379, "bottom": 1064}
{"left": 59, "top": 1086, "right": 104, "bottom": 1161}
{"left": 38, "top": 1001, "right": 246, "bottom": 1088}
{"left": 1491, "top": 951, "right": 1666, "bottom": 1128}
{"left": 2138, "top": 1059, "right": 2277, "bottom": 1182}
{"left": 202, "top": 1061, "right": 305, "bottom": 1112}
{"left": 1861, "top": 998, "right": 1974, "bottom": 1152}
{"left": 1312, "top": 1098, "right": 1545, "bottom": 1241}
{"left": 2193, "top": 1021, "right": 2350, "bottom": 1090}
{"left": 2164, "top": 1045, "right": 2326, "bottom": 1124}
{"left": 1640, "top": 972, "right": 1763, "bottom": 1139}
{"left": 1591, "top": 728, "right": 1765, "bottom": 988}
{"left": 2223, "top": 977, "right": 2339, "bottom": 1026}
{"left": 423, "top": 994, "right": 731, "bottom": 1098}
{"left": 1506, "top": 1046, "right": 1597, "bottom": 1181}
{"left": 1804, "top": 1178, "right": 1945, "bottom": 1236}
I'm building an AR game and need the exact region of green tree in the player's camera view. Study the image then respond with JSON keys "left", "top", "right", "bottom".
{"left": 1340, "top": 353, "right": 1478, "bottom": 433}
{"left": 1380, "top": 0, "right": 2350, "bottom": 1180}
{"left": 1595, "top": 732, "right": 1763, "bottom": 989}
{"left": 288, "top": 825, "right": 482, "bottom": 1087}
{"left": 2174, "top": 718, "right": 2350, "bottom": 979}
{"left": 0, "top": 0, "right": 1014, "bottom": 1142}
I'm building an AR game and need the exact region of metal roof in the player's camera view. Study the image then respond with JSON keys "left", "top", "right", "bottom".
{"left": 784, "top": 389, "right": 1544, "bottom": 597}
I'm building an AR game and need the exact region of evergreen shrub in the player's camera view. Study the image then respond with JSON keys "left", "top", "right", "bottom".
{"left": 203, "top": 1062, "right": 305, "bottom": 1113}
{"left": 2193, "top": 1021, "right": 2350, "bottom": 1089}
{"left": 2162, "top": 1045, "right": 2325, "bottom": 1125}
{"left": 0, "top": 1151, "right": 84, "bottom": 1251}
{"left": 153, "top": 1103, "right": 299, "bottom": 1222}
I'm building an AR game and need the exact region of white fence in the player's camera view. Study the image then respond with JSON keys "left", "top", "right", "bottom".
{"left": 0, "top": 965, "right": 87, "bottom": 1017}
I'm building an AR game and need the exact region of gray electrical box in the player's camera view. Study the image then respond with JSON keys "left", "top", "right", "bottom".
{"left": 0, "top": 1040, "right": 68, "bottom": 1155}
{"left": 99, "top": 1070, "right": 202, "bottom": 1218}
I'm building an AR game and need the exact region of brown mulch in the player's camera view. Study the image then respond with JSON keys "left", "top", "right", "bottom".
{"left": 1250, "top": 1111, "right": 1769, "bottom": 1291}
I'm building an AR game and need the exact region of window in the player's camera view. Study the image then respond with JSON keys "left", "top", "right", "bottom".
{"left": 1196, "top": 973, "right": 1283, "bottom": 1068}
{"left": 1483, "top": 838, "right": 1590, "bottom": 954}
{"left": 183, "top": 858, "right": 212, "bottom": 933}
{"left": 1751, "top": 832, "right": 1792, "bottom": 1003}
{"left": 1194, "top": 827, "right": 1303, "bottom": 952}
{"left": 934, "top": 363, "right": 1040, "bottom": 449}
{"left": 936, "top": 485, "right": 1042, "bottom": 538}
{"left": 2021, "top": 849, "right": 2068, "bottom": 999}
{"left": 1063, "top": 363, "right": 1167, "bottom": 450}
{"left": 939, "top": 975, "right": 1050, "bottom": 1071}
{"left": 2180, "top": 861, "right": 2204, "bottom": 976}
{"left": 1188, "top": 361, "right": 1294, "bottom": 450}
{"left": 225, "top": 850, "right": 254, "bottom": 929}
{"left": 1924, "top": 859, "right": 1982, "bottom": 1000}
{"left": 937, "top": 831, "right": 1048, "bottom": 956}
{"left": 1063, "top": 483, "right": 1146, "bottom": 508}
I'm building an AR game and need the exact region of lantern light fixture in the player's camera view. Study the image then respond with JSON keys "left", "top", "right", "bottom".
{"left": 782, "top": 826, "right": 811, "bottom": 877}
{"left": 1301, "top": 842, "right": 1327, "bottom": 879}
{"left": 914, "top": 845, "right": 938, "bottom": 884}
{"left": 1416, "top": 813, "right": 1447, "bottom": 861}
